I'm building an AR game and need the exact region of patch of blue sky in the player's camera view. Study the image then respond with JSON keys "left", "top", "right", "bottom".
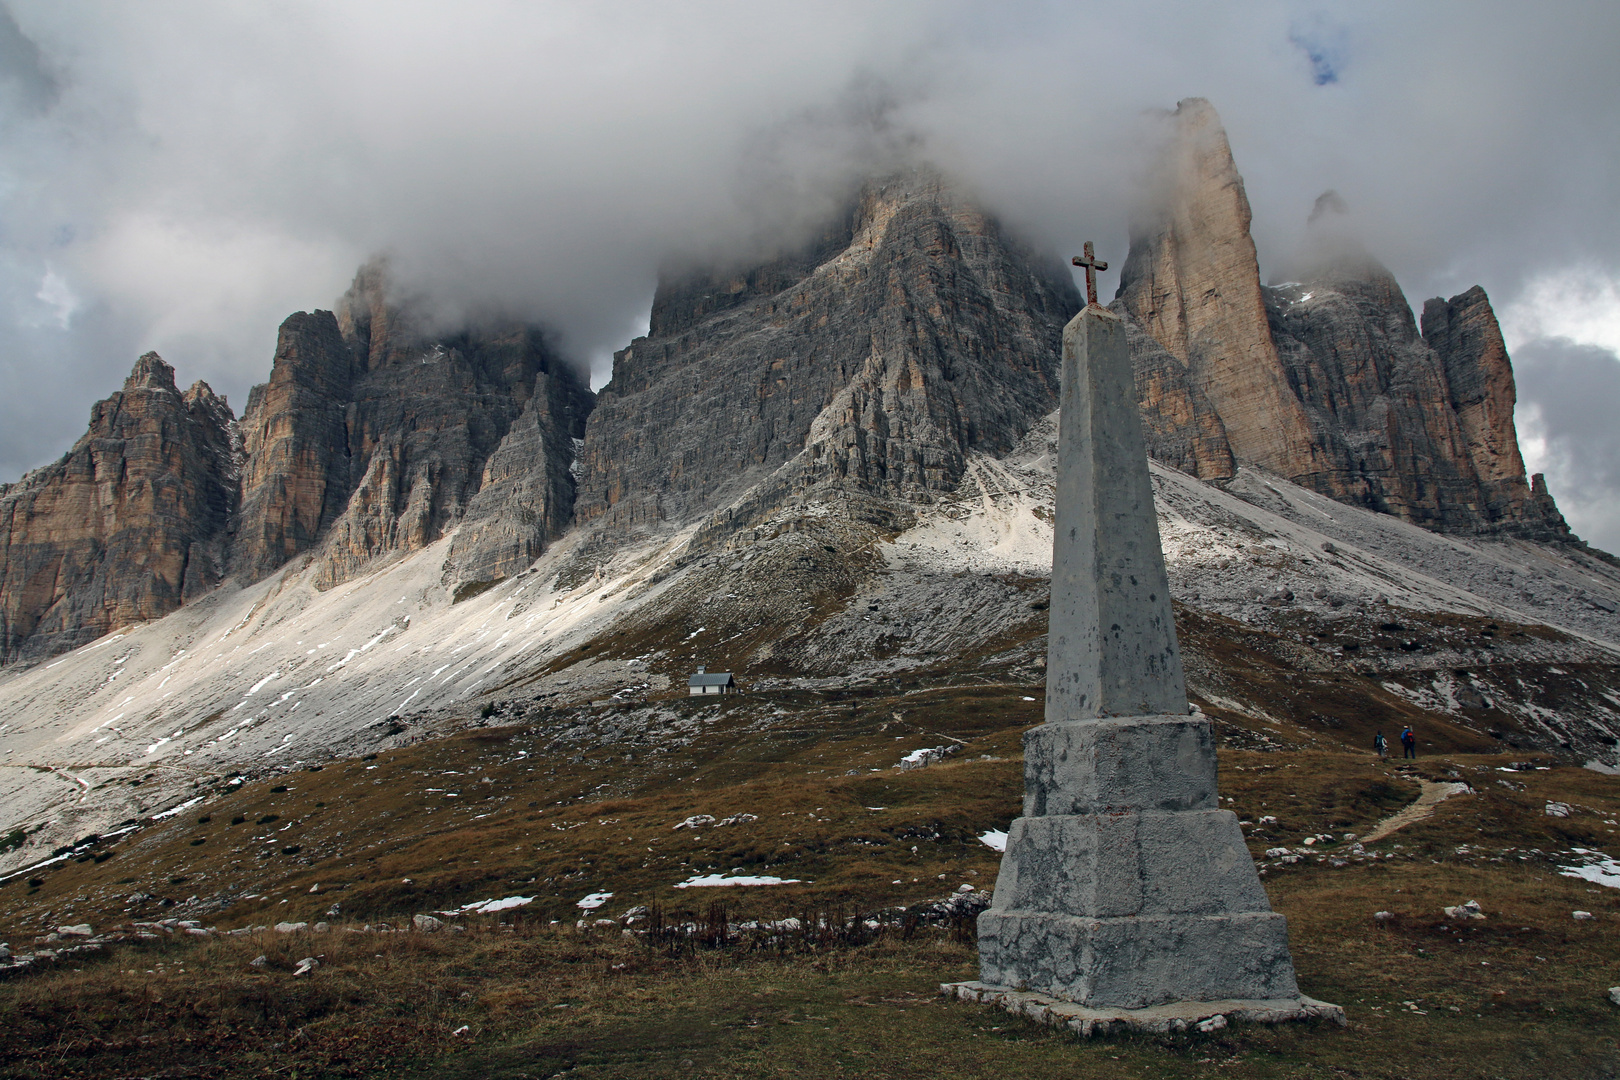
{"left": 1289, "top": 21, "right": 1348, "bottom": 86}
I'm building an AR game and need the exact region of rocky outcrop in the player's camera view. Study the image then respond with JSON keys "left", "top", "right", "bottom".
{"left": 1119, "top": 98, "right": 1570, "bottom": 540}
{"left": 1117, "top": 98, "right": 1323, "bottom": 482}
{"left": 0, "top": 354, "right": 238, "bottom": 663}
{"left": 233, "top": 312, "right": 356, "bottom": 582}
{"left": 236, "top": 267, "right": 593, "bottom": 589}
{"left": 1527, "top": 472, "right": 1572, "bottom": 538}
{"left": 1421, "top": 286, "right": 1569, "bottom": 537}
{"left": 573, "top": 169, "right": 1080, "bottom": 541}
{"left": 2, "top": 268, "right": 591, "bottom": 663}
{"left": 443, "top": 367, "right": 591, "bottom": 585}
{"left": 1123, "top": 313, "right": 1236, "bottom": 479}
{"left": 1265, "top": 257, "right": 1490, "bottom": 528}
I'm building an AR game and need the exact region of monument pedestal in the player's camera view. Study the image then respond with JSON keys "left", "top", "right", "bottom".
{"left": 972, "top": 714, "right": 1304, "bottom": 1005}
{"left": 951, "top": 715, "right": 1340, "bottom": 1028}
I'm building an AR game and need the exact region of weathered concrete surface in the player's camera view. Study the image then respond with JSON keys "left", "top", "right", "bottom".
{"left": 978, "top": 296, "right": 1321, "bottom": 1013}
{"left": 942, "top": 982, "right": 1346, "bottom": 1037}
{"left": 1022, "top": 715, "right": 1215, "bottom": 816}
{"left": 1045, "top": 306, "right": 1185, "bottom": 722}
{"left": 988, "top": 805, "right": 1269, "bottom": 917}
{"left": 977, "top": 910, "right": 1297, "bottom": 1008}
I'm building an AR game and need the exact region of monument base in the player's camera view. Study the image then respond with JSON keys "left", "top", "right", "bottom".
{"left": 977, "top": 909, "right": 1298, "bottom": 1006}
{"left": 978, "top": 714, "right": 1311, "bottom": 1009}
{"left": 941, "top": 981, "right": 1345, "bottom": 1037}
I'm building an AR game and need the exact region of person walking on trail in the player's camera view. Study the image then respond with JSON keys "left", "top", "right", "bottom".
{"left": 1400, "top": 726, "right": 1416, "bottom": 759}
{"left": 1374, "top": 731, "right": 1388, "bottom": 760}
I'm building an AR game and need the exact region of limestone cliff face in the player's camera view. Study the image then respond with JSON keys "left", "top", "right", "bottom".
{"left": 1119, "top": 98, "right": 1569, "bottom": 540}
{"left": 0, "top": 354, "right": 238, "bottom": 663}
{"left": 1264, "top": 259, "right": 1489, "bottom": 528}
{"left": 233, "top": 311, "right": 356, "bottom": 581}
{"left": 574, "top": 169, "right": 1080, "bottom": 540}
{"left": 2, "top": 271, "right": 590, "bottom": 663}
{"left": 1117, "top": 98, "right": 1323, "bottom": 482}
{"left": 1121, "top": 310, "right": 1236, "bottom": 479}
{"left": 236, "top": 267, "right": 593, "bottom": 589}
{"left": 1420, "top": 286, "right": 1567, "bottom": 537}
{"left": 443, "top": 366, "right": 591, "bottom": 584}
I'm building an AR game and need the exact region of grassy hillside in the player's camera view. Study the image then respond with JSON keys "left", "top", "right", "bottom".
{"left": 2, "top": 624, "right": 1618, "bottom": 1078}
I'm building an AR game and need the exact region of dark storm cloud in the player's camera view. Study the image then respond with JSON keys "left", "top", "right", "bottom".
{"left": 0, "top": 1, "right": 1616, "bottom": 548}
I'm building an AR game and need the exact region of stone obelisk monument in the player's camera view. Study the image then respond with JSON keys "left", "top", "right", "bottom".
{"left": 950, "top": 245, "right": 1341, "bottom": 1032}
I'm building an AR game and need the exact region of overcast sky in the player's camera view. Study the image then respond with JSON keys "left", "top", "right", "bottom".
{"left": 2, "top": 2, "right": 1617, "bottom": 549}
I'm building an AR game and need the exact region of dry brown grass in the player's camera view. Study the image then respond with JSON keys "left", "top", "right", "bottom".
{"left": 3, "top": 619, "right": 1619, "bottom": 1077}
{"left": 1, "top": 854, "right": 1617, "bottom": 1080}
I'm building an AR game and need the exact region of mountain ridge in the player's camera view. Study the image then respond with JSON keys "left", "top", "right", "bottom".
{"left": 573, "top": 167, "right": 1079, "bottom": 548}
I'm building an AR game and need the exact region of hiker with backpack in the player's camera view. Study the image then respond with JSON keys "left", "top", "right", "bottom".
{"left": 1400, "top": 726, "right": 1416, "bottom": 759}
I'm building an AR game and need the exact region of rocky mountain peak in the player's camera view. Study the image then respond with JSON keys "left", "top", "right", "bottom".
{"left": 182, "top": 379, "right": 227, "bottom": 411}
{"left": 1282, "top": 191, "right": 1408, "bottom": 317}
{"left": 1119, "top": 100, "right": 1573, "bottom": 542}
{"left": 333, "top": 259, "right": 423, "bottom": 373}
{"left": 125, "top": 351, "right": 178, "bottom": 392}
{"left": 233, "top": 263, "right": 592, "bottom": 591}
{"left": 1118, "top": 98, "right": 1322, "bottom": 481}
{"left": 1420, "top": 286, "right": 1570, "bottom": 539}
{"left": 574, "top": 167, "right": 1078, "bottom": 544}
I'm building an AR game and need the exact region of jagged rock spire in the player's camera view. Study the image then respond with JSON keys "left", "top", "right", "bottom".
{"left": 1117, "top": 98, "right": 1322, "bottom": 480}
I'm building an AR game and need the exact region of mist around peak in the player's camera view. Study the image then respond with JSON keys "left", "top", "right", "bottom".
{"left": 1265, "top": 190, "right": 1393, "bottom": 291}
{"left": 0, "top": 3, "right": 1616, "bottom": 542}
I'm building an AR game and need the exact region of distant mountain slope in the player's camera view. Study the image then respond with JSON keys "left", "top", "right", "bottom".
{"left": 0, "top": 268, "right": 592, "bottom": 668}
{"left": 3, "top": 100, "right": 1616, "bottom": 872}
{"left": 236, "top": 265, "right": 594, "bottom": 591}
{"left": 3, "top": 409, "right": 1616, "bottom": 872}
{"left": 1, "top": 115, "right": 1587, "bottom": 669}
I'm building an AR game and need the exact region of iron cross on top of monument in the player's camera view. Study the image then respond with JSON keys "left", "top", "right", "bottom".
{"left": 1071, "top": 241, "right": 1108, "bottom": 307}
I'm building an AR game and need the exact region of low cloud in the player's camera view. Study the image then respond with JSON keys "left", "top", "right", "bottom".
{"left": 0, "top": 0, "right": 1616, "bottom": 528}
